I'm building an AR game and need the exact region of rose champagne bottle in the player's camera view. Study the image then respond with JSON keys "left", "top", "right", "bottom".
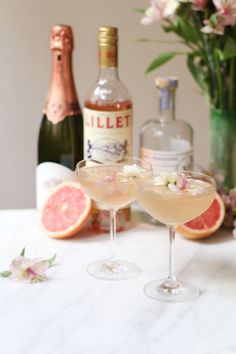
{"left": 84, "top": 26, "right": 132, "bottom": 231}
{"left": 37, "top": 25, "right": 83, "bottom": 208}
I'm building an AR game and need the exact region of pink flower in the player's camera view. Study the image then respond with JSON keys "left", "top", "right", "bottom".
{"left": 141, "top": 0, "right": 179, "bottom": 25}
{"left": 213, "top": 0, "right": 236, "bottom": 26}
{"left": 9, "top": 256, "right": 50, "bottom": 283}
{"left": 189, "top": 0, "right": 207, "bottom": 10}
{"left": 176, "top": 173, "right": 187, "bottom": 190}
{"left": 201, "top": 17, "right": 225, "bottom": 35}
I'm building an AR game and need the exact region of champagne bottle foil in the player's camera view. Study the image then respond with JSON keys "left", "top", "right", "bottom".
{"left": 44, "top": 25, "right": 80, "bottom": 124}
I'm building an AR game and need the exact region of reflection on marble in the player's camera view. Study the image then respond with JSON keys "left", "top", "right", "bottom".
{"left": 0, "top": 209, "right": 235, "bottom": 354}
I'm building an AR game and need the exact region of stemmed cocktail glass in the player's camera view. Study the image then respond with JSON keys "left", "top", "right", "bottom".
{"left": 76, "top": 157, "right": 152, "bottom": 280}
{"left": 137, "top": 171, "right": 216, "bottom": 302}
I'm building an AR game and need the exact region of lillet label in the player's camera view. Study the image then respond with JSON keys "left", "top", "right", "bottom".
{"left": 83, "top": 108, "right": 132, "bottom": 162}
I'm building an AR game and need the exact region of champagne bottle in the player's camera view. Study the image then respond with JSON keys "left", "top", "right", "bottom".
{"left": 37, "top": 25, "right": 83, "bottom": 208}
{"left": 84, "top": 26, "right": 132, "bottom": 231}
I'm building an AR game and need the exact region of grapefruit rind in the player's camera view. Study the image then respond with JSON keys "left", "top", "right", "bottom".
{"left": 39, "top": 182, "right": 91, "bottom": 239}
{"left": 177, "top": 193, "right": 225, "bottom": 240}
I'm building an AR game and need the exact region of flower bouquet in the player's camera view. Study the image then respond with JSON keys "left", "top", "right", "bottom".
{"left": 137, "top": 0, "right": 236, "bottom": 231}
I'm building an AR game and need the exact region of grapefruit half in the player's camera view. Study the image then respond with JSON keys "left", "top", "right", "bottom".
{"left": 40, "top": 182, "right": 91, "bottom": 239}
{"left": 177, "top": 193, "right": 225, "bottom": 240}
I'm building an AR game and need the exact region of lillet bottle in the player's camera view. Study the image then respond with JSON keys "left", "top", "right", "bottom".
{"left": 84, "top": 26, "right": 132, "bottom": 231}
{"left": 37, "top": 25, "right": 83, "bottom": 208}
{"left": 140, "top": 77, "right": 193, "bottom": 174}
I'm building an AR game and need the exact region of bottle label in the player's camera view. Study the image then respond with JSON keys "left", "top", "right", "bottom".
{"left": 83, "top": 108, "right": 132, "bottom": 162}
{"left": 36, "top": 162, "right": 76, "bottom": 208}
{"left": 140, "top": 146, "right": 193, "bottom": 174}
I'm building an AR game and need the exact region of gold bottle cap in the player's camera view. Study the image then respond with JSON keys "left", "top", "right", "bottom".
{"left": 50, "top": 24, "right": 73, "bottom": 51}
{"left": 98, "top": 26, "right": 118, "bottom": 67}
{"left": 99, "top": 26, "right": 118, "bottom": 46}
{"left": 155, "top": 77, "right": 178, "bottom": 88}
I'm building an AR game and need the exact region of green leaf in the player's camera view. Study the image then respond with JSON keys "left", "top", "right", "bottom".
{"left": 145, "top": 52, "right": 180, "bottom": 73}
{"left": 162, "top": 24, "right": 173, "bottom": 33}
{"left": 175, "top": 18, "right": 199, "bottom": 43}
{"left": 136, "top": 38, "right": 156, "bottom": 43}
{"left": 223, "top": 38, "right": 236, "bottom": 60}
{"left": 210, "top": 13, "right": 218, "bottom": 28}
{"left": 133, "top": 8, "right": 145, "bottom": 14}
{"left": 47, "top": 254, "right": 57, "bottom": 267}
{"left": 214, "top": 48, "right": 224, "bottom": 61}
{"left": 0, "top": 271, "right": 11, "bottom": 278}
{"left": 187, "top": 54, "right": 208, "bottom": 93}
{"left": 20, "top": 248, "right": 25, "bottom": 257}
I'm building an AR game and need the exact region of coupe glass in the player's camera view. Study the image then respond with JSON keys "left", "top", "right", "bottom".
{"left": 137, "top": 171, "right": 216, "bottom": 302}
{"left": 76, "top": 157, "right": 152, "bottom": 280}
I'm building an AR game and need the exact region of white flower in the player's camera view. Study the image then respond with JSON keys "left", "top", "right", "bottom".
{"left": 9, "top": 256, "right": 49, "bottom": 283}
{"left": 141, "top": 0, "right": 179, "bottom": 25}
{"left": 122, "top": 164, "right": 146, "bottom": 176}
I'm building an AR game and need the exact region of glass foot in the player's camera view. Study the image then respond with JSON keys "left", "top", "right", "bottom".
{"left": 144, "top": 278, "right": 200, "bottom": 302}
{"left": 87, "top": 259, "right": 140, "bottom": 280}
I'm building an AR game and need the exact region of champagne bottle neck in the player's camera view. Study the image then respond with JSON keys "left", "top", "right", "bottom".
{"left": 44, "top": 49, "right": 80, "bottom": 124}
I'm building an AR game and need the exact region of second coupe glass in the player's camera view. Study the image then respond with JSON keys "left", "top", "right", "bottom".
{"left": 137, "top": 171, "right": 216, "bottom": 302}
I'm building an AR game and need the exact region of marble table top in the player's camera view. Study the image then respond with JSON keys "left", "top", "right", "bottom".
{"left": 0, "top": 208, "right": 235, "bottom": 354}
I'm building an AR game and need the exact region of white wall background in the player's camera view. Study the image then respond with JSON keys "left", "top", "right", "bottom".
{"left": 0, "top": 0, "right": 209, "bottom": 209}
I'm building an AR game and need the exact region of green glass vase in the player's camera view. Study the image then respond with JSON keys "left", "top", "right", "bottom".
{"left": 210, "top": 108, "right": 236, "bottom": 189}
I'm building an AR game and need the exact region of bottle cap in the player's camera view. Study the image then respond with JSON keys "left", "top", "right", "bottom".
{"left": 155, "top": 77, "right": 178, "bottom": 89}
{"left": 50, "top": 25, "right": 73, "bottom": 51}
{"left": 99, "top": 26, "right": 118, "bottom": 46}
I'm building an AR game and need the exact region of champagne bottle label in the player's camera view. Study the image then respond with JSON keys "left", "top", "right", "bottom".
{"left": 140, "top": 144, "right": 193, "bottom": 174}
{"left": 83, "top": 108, "right": 132, "bottom": 162}
{"left": 36, "top": 162, "right": 76, "bottom": 208}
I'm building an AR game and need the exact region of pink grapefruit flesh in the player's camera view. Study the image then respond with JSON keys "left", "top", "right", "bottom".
{"left": 40, "top": 182, "right": 91, "bottom": 239}
{"left": 177, "top": 193, "right": 225, "bottom": 240}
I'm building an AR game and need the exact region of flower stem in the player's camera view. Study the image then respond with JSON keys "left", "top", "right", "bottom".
{"left": 229, "top": 58, "right": 235, "bottom": 110}
{"left": 214, "top": 50, "right": 224, "bottom": 109}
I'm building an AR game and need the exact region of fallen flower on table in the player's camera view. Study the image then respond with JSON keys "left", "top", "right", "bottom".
{"left": 0, "top": 248, "right": 56, "bottom": 283}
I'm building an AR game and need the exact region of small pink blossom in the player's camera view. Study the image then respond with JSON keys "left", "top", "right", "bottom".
{"left": 201, "top": 18, "right": 225, "bottom": 35}
{"left": 176, "top": 174, "right": 187, "bottom": 190}
{"left": 104, "top": 172, "right": 117, "bottom": 182}
{"left": 213, "top": 0, "right": 236, "bottom": 26}
{"left": 9, "top": 256, "right": 49, "bottom": 283}
{"left": 229, "top": 188, "right": 236, "bottom": 199}
{"left": 188, "top": 0, "right": 207, "bottom": 10}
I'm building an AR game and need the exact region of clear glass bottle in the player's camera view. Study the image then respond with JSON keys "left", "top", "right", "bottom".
{"left": 140, "top": 77, "right": 193, "bottom": 174}
{"left": 84, "top": 26, "right": 132, "bottom": 231}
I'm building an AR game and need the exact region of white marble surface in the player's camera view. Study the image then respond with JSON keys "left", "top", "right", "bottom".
{"left": 0, "top": 209, "right": 235, "bottom": 354}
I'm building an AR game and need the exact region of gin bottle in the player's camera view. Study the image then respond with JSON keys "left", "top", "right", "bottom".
{"left": 140, "top": 77, "right": 193, "bottom": 174}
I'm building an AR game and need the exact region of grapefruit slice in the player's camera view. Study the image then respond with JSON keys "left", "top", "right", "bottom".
{"left": 177, "top": 193, "right": 225, "bottom": 240}
{"left": 40, "top": 182, "right": 91, "bottom": 239}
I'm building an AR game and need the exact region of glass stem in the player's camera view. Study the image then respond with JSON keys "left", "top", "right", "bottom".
{"left": 168, "top": 225, "right": 176, "bottom": 282}
{"left": 109, "top": 209, "right": 117, "bottom": 261}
